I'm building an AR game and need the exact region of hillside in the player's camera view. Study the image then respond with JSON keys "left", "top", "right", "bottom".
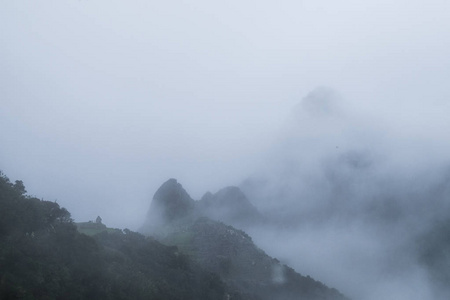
{"left": 0, "top": 170, "right": 349, "bottom": 300}
{"left": 0, "top": 172, "right": 233, "bottom": 300}
{"left": 75, "top": 220, "right": 122, "bottom": 236}
{"left": 141, "top": 179, "right": 348, "bottom": 300}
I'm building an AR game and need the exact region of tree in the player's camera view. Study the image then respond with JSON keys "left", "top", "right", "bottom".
{"left": 13, "top": 180, "right": 26, "bottom": 195}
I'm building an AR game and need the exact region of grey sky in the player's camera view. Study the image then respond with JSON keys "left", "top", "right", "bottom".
{"left": 1, "top": 0, "right": 450, "bottom": 230}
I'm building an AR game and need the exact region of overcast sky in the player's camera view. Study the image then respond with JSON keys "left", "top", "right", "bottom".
{"left": 1, "top": 0, "right": 450, "bottom": 229}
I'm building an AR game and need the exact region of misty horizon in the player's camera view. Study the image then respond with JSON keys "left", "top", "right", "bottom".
{"left": 2, "top": 1, "right": 450, "bottom": 299}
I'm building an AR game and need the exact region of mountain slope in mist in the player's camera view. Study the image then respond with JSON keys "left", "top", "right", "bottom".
{"left": 141, "top": 178, "right": 347, "bottom": 300}
{"left": 239, "top": 87, "right": 450, "bottom": 300}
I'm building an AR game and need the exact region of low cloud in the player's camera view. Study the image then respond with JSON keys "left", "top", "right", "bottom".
{"left": 241, "top": 87, "right": 450, "bottom": 299}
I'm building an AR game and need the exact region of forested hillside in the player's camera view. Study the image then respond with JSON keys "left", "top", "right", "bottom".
{"left": 0, "top": 172, "right": 230, "bottom": 300}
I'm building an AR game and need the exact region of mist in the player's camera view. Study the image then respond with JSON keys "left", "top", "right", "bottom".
{"left": 1, "top": 1, "right": 450, "bottom": 299}
{"left": 240, "top": 87, "right": 450, "bottom": 299}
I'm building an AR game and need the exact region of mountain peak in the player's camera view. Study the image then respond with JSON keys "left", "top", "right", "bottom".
{"left": 198, "top": 186, "right": 262, "bottom": 228}
{"left": 145, "top": 179, "right": 195, "bottom": 227}
{"left": 214, "top": 186, "right": 249, "bottom": 204}
{"left": 153, "top": 178, "right": 185, "bottom": 202}
{"left": 139, "top": 179, "right": 348, "bottom": 299}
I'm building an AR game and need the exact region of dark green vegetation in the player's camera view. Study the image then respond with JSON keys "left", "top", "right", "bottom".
{"left": 0, "top": 172, "right": 230, "bottom": 300}
{"left": 140, "top": 179, "right": 348, "bottom": 300}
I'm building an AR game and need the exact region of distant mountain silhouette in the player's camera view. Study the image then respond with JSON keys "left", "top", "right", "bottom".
{"left": 142, "top": 179, "right": 263, "bottom": 234}
{"left": 198, "top": 186, "right": 263, "bottom": 229}
{"left": 142, "top": 178, "right": 195, "bottom": 229}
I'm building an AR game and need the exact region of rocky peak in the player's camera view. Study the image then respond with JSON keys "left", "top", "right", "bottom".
{"left": 146, "top": 179, "right": 195, "bottom": 226}
{"left": 142, "top": 180, "right": 262, "bottom": 234}
{"left": 213, "top": 186, "right": 253, "bottom": 207}
{"left": 153, "top": 179, "right": 191, "bottom": 204}
{"left": 140, "top": 179, "right": 348, "bottom": 300}
{"left": 200, "top": 191, "right": 213, "bottom": 202}
{"left": 198, "top": 186, "right": 262, "bottom": 228}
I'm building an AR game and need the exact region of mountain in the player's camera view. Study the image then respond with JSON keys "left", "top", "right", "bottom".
{"left": 0, "top": 171, "right": 348, "bottom": 299}
{"left": 142, "top": 178, "right": 196, "bottom": 230}
{"left": 0, "top": 172, "right": 231, "bottom": 300}
{"left": 142, "top": 179, "right": 263, "bottom": 234}
{"left": 140, "top": 179, "right": 348, "bottom": 300}
{"left": 235, "top": 89, "right": 450, "bottom": 299}
{"left": 198, "top": 186, "right": 263, "bottom": 229}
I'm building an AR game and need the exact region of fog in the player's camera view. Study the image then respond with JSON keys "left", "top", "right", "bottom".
{"left": 237, "top": 87, "right": 450, "bottom": 299}
{"left": 1, "top": 1, "right": 450, "bottom": 299}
